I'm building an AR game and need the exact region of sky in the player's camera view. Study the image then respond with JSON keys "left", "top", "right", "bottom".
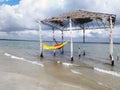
{"left": 0, "top": 0, "right": 120, "bottom": 42}
{"left": 0, "top": 0, "right": 19, "bottom": 5}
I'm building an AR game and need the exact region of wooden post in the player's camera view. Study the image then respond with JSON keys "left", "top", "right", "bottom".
{"left": 69, "top": 18, "right": 73, "bottom": 61}
{"left": 109, "top": 16, "right": 114, "bottom": 66}
{"left": 83, "top": 28, "right": 85, "bottom": 56}
{"left": 61, "top": 30, "right": 64, "bottom": 54}
{"left": 53, "top": 50, "right": 56, "bottom": 56}
{"left": 78, "top": 44, "right": 81, "bottom": 57}
{"left": 78, "top": 30, "right": 81, "bottom": 58}
{"left": 83, "top": 28, "right": 85, "bottom": 43}
{"left": 39, "top": 21, "right": 43, "bottom": 57}
{"left": 52, "top": 27, "right": 56, "bottom": 56}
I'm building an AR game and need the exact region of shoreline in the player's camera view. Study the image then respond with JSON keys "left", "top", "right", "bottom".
{"left": 0, "top": 52, "right": 119, "bottom": 90}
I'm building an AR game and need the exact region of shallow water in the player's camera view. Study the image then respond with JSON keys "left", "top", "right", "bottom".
{"left": 0, "top": 40, "right": 120, "bottom": 90}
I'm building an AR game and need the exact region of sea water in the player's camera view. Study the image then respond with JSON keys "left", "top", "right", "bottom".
{"left": 0, "top": 40, "right": 120, "bottom": 75}
{"left": 0, "top": 40, "right": 120, "bottom": 90}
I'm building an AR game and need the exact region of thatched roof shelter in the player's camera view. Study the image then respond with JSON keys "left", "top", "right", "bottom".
{"left": 39, "top": 10, "right": 116, "bottom": 66}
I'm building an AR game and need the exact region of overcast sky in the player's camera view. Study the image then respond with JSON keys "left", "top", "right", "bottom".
{"left": 0, "top": 0, "right": 120, "bottom": 42}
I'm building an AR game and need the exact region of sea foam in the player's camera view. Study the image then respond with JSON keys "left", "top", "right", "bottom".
{"left": 4, "top": 53, "right": 44, "bottom": 67}
{"left": 62, "top": 62, "right": 73, "bottom": 66}
{"left": 4, "top": 53, "right": 11, "bottom": 57}
{"left": 94, "top": 67, "right": 120, "bottom": 77}
{"left": 71, "top": 69, "right": 82, "bottom": 75}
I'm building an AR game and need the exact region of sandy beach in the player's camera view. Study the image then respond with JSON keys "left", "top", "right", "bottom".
{"left": 1, "top": 51, "right": 119, "bottom": 90}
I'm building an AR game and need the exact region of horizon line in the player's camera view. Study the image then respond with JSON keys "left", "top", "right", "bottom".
{"left": 0, "top": 39, "right": 120, "bottom": 44}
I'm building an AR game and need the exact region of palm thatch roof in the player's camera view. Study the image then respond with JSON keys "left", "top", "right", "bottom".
{"left": 40, "top": 10, "right": 116, "bottom": 30}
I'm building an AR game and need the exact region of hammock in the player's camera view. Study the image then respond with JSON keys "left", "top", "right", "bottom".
{"left": 43, "top": 42, "right": 68, "bottom": 50}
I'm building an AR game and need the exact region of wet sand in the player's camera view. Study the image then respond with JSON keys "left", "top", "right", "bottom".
{"left": 0, "top": 53, "right": 116, "bottom": 90}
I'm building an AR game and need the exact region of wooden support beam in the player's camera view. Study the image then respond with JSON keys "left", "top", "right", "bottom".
{"left": 83, "top": 27, "right": 86, "bottom": 56}
{"left": 83, "top": 28, "right": 85, "bottom": 43}
{"left": 61, "top": 30, "right": 64, "bottom": 54}
{"left": 78, "top": 45, "right": 81, "bottom": 57}
{"left": 39, "top": 22, "right": 43, "bottom": 58}
{"left": 78, "top": 30, "right": 81, "bottom": 58}
{"left": 52, "top": 27, "right": 56, "bottom": 56}
{"left": 63, "top": 27, "right": 109, "bottom": 31}
{"left": 53, "top": 50, "right": 56, "bottom": 56}
{"left": 109, "top": 16, "right": 114, "bottom": 66}
{"left": 41, "top": 21, "right": 63, "bottom": 31}
{"left": 69, "top": 18, "right": 74, "bottom": 61}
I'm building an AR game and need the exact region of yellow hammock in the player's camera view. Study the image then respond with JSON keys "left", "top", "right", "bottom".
{"left": 43, "top": 42, "right": 68, "bottom": 50}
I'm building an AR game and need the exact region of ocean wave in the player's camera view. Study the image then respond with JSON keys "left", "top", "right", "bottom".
{"left": 4, "top": 53, "right": 11, "bottom": 57}
{"left": 94, "top": 67, "right": 120, "bottom": 77}
{"left": 62, "top": 62, "right": 73, "bottom": 67}
{"left": 4, "top": 53, "right": 44, "bottom": 67}
{"left": 71, "top": 69, "right": 82, "bottom": 75}
{"left": 11, "top": 55, "right": 24, "bottom": 60}
{"left": 57, "top": 61, "right": 61, "bottom": 64}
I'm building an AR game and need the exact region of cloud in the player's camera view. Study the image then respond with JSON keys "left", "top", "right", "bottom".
{"left": 0, "top": 0, "right": 66, "bottom": 32}
{"left": 0, "top": 32, "right": 7, "bottom": 38}
{"left": 0, "top": 30, "right": 39, "bottom": 40}
{"left": 0, "top": 0, "right": 66, "bottom": 40}
{"left": 0, "top": 0, "right": 119, "bottom": 41}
